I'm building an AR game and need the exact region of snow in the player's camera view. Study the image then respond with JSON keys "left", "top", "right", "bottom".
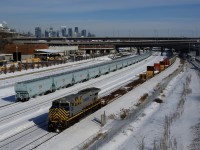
{"left": 38, "top": 58, "right": 200, "bottom": 150}
{"left": 92, "top": 63, "right": 200, "bottom": 150}
{"left": 0, "top": 54, "right": 199, "bottom": 150}
{"left": 37, "top": 57, "right": 181, "bottom": 149}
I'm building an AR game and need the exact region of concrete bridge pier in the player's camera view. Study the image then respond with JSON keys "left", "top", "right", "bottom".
{"left": 130, "top": 47, "right": 134, "bottom": 52}
{"left": 143, "top": 48, "right": 145, "bottom": 53}
{"left": 161, "top": 47, "right": 164, "bottom": 56}
{"left": 137, "top": 48, "right": 140, "bottom": 55}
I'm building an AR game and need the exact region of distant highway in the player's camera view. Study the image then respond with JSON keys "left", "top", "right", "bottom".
{"left": 12, "top": 37, "right": 200, "bottom": 52}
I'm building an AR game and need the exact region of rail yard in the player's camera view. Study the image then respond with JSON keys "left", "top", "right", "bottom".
{"left": 0, "top": 52, "right": 199, "bottom": 150}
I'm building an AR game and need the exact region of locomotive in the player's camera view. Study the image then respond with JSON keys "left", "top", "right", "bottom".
{"left": 48, "top": 87, "right": 101, "bottom": 132}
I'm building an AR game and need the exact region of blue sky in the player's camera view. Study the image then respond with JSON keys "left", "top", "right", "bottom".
{"left": 0, "top": 0, "right": 200, "bottom": 37}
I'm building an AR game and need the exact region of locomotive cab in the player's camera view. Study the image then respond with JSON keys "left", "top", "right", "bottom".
{"left": 52, "top": 100, "right": 70, "bottom": 110}
{"left": 48, "top": 98, "right": 70, "bottom": 132}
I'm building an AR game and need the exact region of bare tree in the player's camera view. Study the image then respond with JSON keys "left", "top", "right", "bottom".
{"left": 137, "top": 136, "right": 145, "bottom": 150}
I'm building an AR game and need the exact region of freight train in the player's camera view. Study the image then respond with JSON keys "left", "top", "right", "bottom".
{"left": 48, "top": 87, "right": 101, "bottom": 132}
{"left": 15, "top": 52, "right": 150, "bottom": 101}
{"left": 139, "top": 56, "right": 176, "bottom": 80}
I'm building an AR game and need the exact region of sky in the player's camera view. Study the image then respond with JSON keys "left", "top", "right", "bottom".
{"left": 0, "top": 0, "right": 200, "bottom": 37}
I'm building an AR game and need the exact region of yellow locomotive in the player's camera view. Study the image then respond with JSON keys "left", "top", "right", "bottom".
{"left": 48, "top": 87, "right": 101, "bottom": 132}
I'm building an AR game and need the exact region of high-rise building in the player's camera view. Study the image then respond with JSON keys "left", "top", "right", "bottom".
{"left": 74, "top": 27, "right": 79, "bottom": 37}
{"left": 45, "top": 30, "right": 49, "bottom": 37}
{"left": 56, "top": 30, "right": 60, "bottom": 37}
{"left": 61, "top": 26, "right": 67, "bottom": 37}
{"left": 68, "top": 28, "right": 72, "bottom": 37}
{"left": 35, "top": 27, "right": 42, "bottom": 38}
{"left": 49, "top": 27, "right": 57, "bottom": 37}
{"left": 0, "top": 24, "right": 3, "bottom": 31}
{"left": 87, "top": 32, "right": 92, "bottom": 37}
{"left": 87, "top": 32, "right": 95, "bottom": 37}
{"left": 81, "top": 29, "right": 87, "bottom": 37}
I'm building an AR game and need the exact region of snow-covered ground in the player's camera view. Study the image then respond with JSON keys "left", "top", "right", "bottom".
{"left": 92, "top": 62, "right": 200, "bottom": 150}
{"left": 38, "top": 58, "right": 200, "bottom": 150}
{"left": 0, "top": 53, "right": 164, "bottom": 149}
{"left": 0, "top": 53, "right": 199, "bottom": 150}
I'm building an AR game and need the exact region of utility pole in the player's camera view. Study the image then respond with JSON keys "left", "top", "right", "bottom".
{"left": 16, "top": 46, "right": 18, "bottom": 62}
{"left": 198, "top": 40, "right": 200, "bottom": 57}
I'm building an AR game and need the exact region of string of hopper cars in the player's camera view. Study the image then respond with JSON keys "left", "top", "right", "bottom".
{"left": 14, "top": 52, "right": 150, "bottom": 102}
{"left": 139, "top": 56, "right": 176, "bottom": 80}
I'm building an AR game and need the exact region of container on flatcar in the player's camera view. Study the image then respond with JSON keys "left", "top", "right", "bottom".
{"left": 139, "top": 73, "right": 146, "bottom": 80}
{"left": 154, "top": 63, "right": 160, "bottom": 74}
{"left": 146, "top": 66, "right": 154, "bottom": 79}
{"left": 160, "top": 61, "right": 165, "bottom": 71}
{"left": 163, "top": 58, "right": 170, "bottom": 67}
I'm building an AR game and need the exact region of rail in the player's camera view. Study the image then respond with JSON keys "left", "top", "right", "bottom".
{"left": 72, "top": 57, "right": 184, "bottom": 150}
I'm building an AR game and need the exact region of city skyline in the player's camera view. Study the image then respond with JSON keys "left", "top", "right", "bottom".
{"left": 35, "top": 26, "right": 93, "bottom": 38}
{"left": 0, "top": 0, "right": 200, "bottom": 37}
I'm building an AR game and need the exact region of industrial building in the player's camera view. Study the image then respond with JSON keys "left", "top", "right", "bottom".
{"left": 3, "top": 44, "right": 78, "bottom": 62}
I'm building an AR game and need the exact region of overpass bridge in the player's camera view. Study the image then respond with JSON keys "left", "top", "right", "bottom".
{"left": 11, "top": 36, "right": 200, "bottom": 41}
{"left": 11, "top": 37, "right": 200, "bottom": 55}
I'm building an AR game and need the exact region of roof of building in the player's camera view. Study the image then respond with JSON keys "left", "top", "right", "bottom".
{"left": 35, "top": 49, "right": 63, "bottom": 54}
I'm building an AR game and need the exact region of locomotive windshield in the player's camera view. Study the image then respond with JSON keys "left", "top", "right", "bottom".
{"left": 60, "top": 102, "right": 69, "bottom": 107}
{"left": 52, "top": 100, "right": 70, "bottom": 109}
{"left": 52, "top": 101, "right": 59, "bottom": 107}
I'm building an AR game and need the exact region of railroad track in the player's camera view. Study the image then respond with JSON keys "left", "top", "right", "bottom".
{"left": 19, "top": 132, "right": 58, "bottom": 150}
{"left": 0, "top": 55, "right": 163, "bottom": 148}
{"left": 0, "top": 62, "right": 151, "bottom": 150}
{"left": 0, "top": 102, "right": 19, "bottom": 110}
{"left": 0, "top": 121, "right": 58, "bottom": 150}
{"left": 0, "top": 78, "right": 142, "bottom": 150}
{"left": 0, "top": 66, "right": 136, "bottom": 123}
{"left": 0, "top": 55, "right": 160, "bottom": 124}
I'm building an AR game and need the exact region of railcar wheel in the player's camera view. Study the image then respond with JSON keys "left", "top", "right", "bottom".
{"left": 21, "top": 98, "right": 27, "bottom": 102}
{"left": 48, "top": 123, "right": 53, "bottom": 132}
{"left": 16, "top": 98, "right": 21, "bottom": 102}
